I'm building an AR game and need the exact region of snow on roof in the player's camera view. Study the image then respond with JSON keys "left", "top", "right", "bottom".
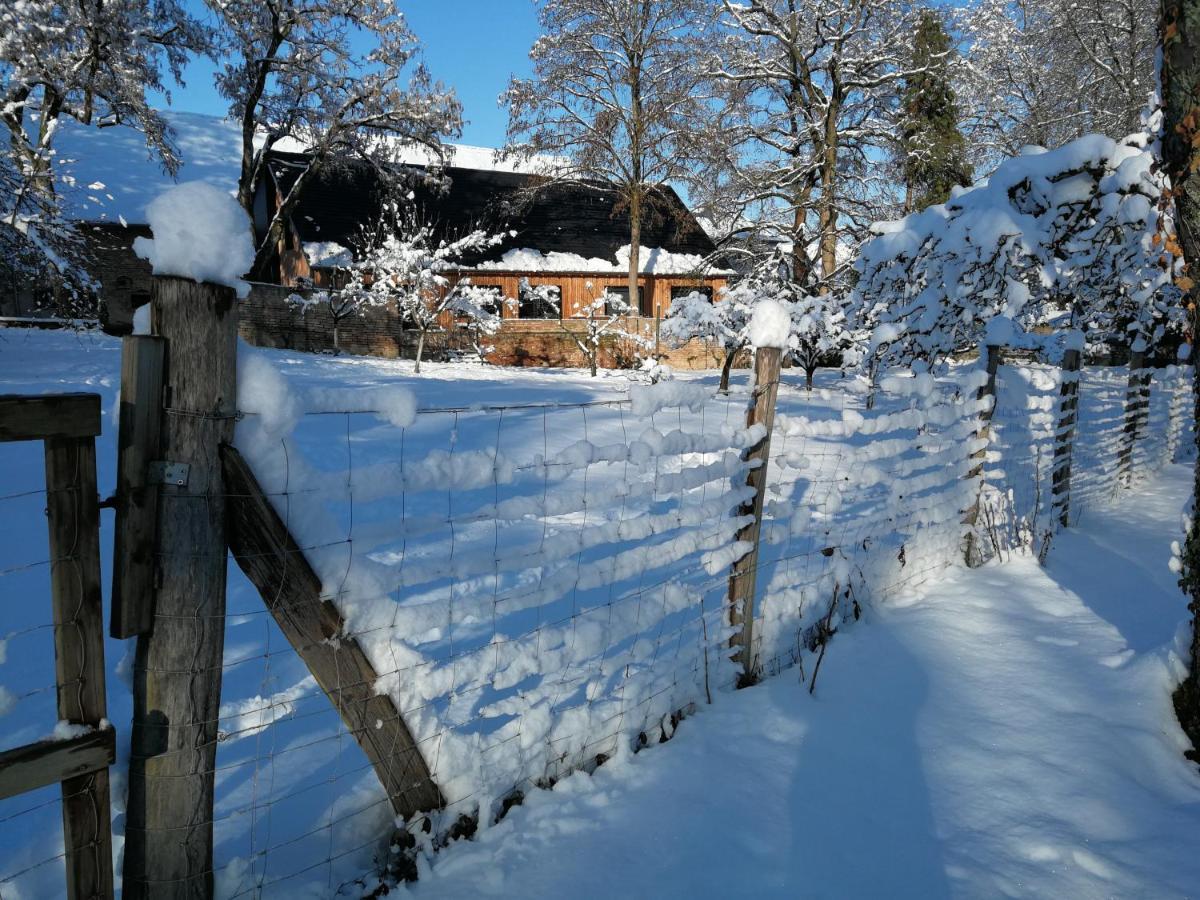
{"left": 474, "top": 245, "right": 733, "bottom": 276}
{"left": 53, "top": 110, "right": 560, "bottom": 225}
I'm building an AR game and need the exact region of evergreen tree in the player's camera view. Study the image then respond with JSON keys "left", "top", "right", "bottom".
{"left": 898, "top": 10, "right": 971, "bottom": 212}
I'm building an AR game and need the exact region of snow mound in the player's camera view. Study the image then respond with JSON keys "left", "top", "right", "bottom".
{"left": 478, "top": 245, "right": 730, "bottom": 275}
{"left": 132, "top": 182, "right": 254, "bottom": 298}
{"left": 747, "top": 300, "right": 793, "bottom": 349}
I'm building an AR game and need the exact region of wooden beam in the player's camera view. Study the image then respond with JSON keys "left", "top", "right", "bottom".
{"left": 0, "top": 728, "right": 115, "bottom": 801}
{"left": 221, "top": 443, "right": 445, "bottom": 817}
{"left": 44, "top": 434, "right": 114, "bottom": 900}
{"left": 124, "top": 278, "right": 238, "bottom": 900}
{"left": 727, "top": 345, "right": 782, "bottom": 687}
{"left": 111, "top": 336, "right": 166, "bottom": 638}
{"left": 0, "top": 393, "right": 100, "bottom": 443}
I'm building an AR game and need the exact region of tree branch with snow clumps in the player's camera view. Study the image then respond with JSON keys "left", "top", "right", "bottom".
{"left": 853, "top": 132, "right": 1183, "bottom": 373}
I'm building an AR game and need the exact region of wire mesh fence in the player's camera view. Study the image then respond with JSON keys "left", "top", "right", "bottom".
{"left": 0, "top": 356, "right": 1193, "bottom": 899}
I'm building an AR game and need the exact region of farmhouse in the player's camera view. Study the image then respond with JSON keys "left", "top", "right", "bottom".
{"left": 27, "top": 111, "right": 730, "bottom": 369}
{"left": 244, "top": 149, "right": 731, "bottom": 366}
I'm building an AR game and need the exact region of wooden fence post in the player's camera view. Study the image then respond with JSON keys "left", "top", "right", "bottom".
{"left": 1052, "top": 342, "right": 1082, "bottom": 527}
{"left": 1118, "top": 347, "right": 1151, "bottom": 485}
{"left": 963, "top": 343, "right": 1001, "bottom": 565}
{"left": 111, "top": 335, "right": 165, "bottom": 638}
{"left": 124, "top": 278, "right": 238, "bottom": 899}
{"left": 728, "top": 345, "right": 782, "bottom": 686}
{"left": 44, "top": 420, "right": 115, "bottom": 900}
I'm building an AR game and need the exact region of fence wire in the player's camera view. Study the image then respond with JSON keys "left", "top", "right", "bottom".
{"left": 0, "top": 360, "right": 1193, "bottom": 899}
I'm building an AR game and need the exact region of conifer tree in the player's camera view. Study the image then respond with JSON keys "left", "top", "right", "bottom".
{"left": 898, "top": 10, "right": 971, "bottom": 213}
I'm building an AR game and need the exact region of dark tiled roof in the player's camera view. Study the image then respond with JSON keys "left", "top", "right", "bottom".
{"left": 266, "top": 152, "right": 715, "bottom": 267}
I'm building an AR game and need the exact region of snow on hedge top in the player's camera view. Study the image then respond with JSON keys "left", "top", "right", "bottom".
{"left": 747, "top": 299, "right": 794, "bottom": 349}
{"left": 132, "top": 182, "right": 254, "bottom": 298}
{"left": 476, "top": 245, "right": 731, "bottom": 275}
{"left": 854, "top": 132, "right": 1180, "bottom": 364}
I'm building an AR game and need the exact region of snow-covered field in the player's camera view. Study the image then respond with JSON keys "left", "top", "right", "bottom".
{"left": 405, "top": 464, "right": 1200, "bottom": 899}
{"left": 0, "top": 328, "right": 1195, "bottom": 898}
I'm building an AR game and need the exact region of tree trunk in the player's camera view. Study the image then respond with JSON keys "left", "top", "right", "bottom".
{"left": 720, "top": 348, "right": 737, "bottom": 392}
{"left": 805, "top": 365, "right": 816, "bottom": 390}
{"left": 817, "top": 97, "right": 840, "bottom": 292}
{"left": 415, "top": 328, "right": 426, "bottom": 374}
{"left": 1162, "top": 0, "right": 1200, "bottom": 761}
{"left": 628, "top": 189, "right": 642, "bottom": 317}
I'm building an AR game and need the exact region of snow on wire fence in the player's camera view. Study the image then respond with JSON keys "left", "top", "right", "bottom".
{"left": 0, "top": 299, "right": 1192, "bottom": 899}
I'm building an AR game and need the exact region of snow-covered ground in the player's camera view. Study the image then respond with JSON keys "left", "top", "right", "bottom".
{"left": 406, "top": 464, "right": 1200, "bottom": 899}
{"left": 0, "top": 328, "right": 1195, "bottom": 898}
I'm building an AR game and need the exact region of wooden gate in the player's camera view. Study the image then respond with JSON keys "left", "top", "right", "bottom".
{"left": 0, "top": 393, "right": 114, "bottom": 899}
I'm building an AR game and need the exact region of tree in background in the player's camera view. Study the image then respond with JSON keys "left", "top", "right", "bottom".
{"left": 1161, "top": 0, "right": 1200, "bottom": 762}
{"left": 504, "top": 0, "right": 717, "bottom": 308}
{"left": 207, "top": 0, "right": 462, "bottom": 276}
{"left": 0, "top": 0, "right": 208, "bottom": 305}
{"left": 715, "top": 0, "right": 921, "bottom": 296}
{"left": 960, "top": 0, "right": 1157, "bottom": 169}
{"left": 897, "top": 10, "right": 971, "bottom": 213}
{"left": 660, "top": 289, "right": 754, "bottom": 391}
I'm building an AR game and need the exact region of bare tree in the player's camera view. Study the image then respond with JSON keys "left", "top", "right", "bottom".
{"left": 504, "top": 0, "right": 717, "bottom": 307}
{"left": 714, "top": 0, "right": 921, "bottom": 295}
{"left": 0, "top": 0, "right": 209, "bottom": 296}
{"left": 206, "top": 0, "right": 462, "bottom": 275}
{"left": 959, "top": 0, "right": 1157, "bottom": 170}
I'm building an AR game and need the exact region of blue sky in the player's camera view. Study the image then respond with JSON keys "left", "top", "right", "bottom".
{"left": 152, "top": 1, "right": 540, "bottom": 148}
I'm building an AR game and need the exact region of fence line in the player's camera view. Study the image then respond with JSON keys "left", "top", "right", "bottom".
{"left": 0, "top": 316, "right": 1193, "bottom": 898}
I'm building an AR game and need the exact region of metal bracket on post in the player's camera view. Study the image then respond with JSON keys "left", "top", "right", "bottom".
{"left": 147, "top": 461, "right": 190, "bottom": 487}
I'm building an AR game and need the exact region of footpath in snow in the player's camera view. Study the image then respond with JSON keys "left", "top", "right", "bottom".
{"left": 407, "top": 464, "right": 1200, "bottom": 899}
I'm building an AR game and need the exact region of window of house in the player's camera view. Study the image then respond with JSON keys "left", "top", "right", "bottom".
{"left": 671, "top": 285, "right": 713, "bottom": 303}
{"left": 471, "top": 284, "right": 504, "bottom": 316}
{"left": 604, "top": 285, "right": 649, "bottom": 316}
{"left": 519, "top": 283, "right": 560, "bottom": 319}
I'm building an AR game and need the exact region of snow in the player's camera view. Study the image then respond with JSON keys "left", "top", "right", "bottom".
{"left": 47, "top": 721, "right": 93, "bottom": 742}
{"left": 407, "top": 465, "right": 1200, "bottom": 899}
{"left": 476, "top": 245, "right": 731, "bottom": 275}
{"left": 132, "top": 182, "right": 254, "bottom": 298}
{"left": 302, "top": 241, "right": 353, "bottom": 268}
{"left": 0, "top": 328, "right": 1194, "bottom": 899}
{"left": 746, "top": 299, "right": 793, "bottom": 349}
{"left": 52, "top": 111, "right": 563, "bottom": 225}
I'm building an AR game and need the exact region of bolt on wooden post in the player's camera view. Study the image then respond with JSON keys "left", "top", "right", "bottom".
{"left": 123, "top": 278, "right": 238, "bottom": 899}
{"left": 728, "top": 345, "right": 782, "bottom": 686}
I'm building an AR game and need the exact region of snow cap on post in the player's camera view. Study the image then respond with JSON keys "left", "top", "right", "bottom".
{"left": 747, "top": 299, "right": 793, "bottom": 350}
{"left": 133, "top": 182, "right": 254, "bottom": 298}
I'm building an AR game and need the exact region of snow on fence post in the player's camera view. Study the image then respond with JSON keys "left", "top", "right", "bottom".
{"left": 123, "top": 276, "right": 239, "bottom": 899}
{"left": 1052, "top": 335, "right": 1083, "bottom": 528}
{"left": 728, "top": 303, "right": 787, "bottom": 686}
{"left": 111, "top": 334, "right": 166, "bottom": 638}
{"left": 1118, "top": 346, "right": 1151, "bottom": 485}
{"left": 963, "top": 343, "right": 1002, "bottom": 566}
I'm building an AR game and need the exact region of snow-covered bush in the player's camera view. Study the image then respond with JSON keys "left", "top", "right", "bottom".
{"left": 854, "top": 133, "right": 1182, "bottom": 372}
{"left": 659, "top": 289, "right": 752, "bottom": 391}
{"left": 323, "top": 208, "right": 508, "bottom": 370}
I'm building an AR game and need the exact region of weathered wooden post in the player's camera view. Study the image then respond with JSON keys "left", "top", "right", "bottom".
{"left": 1052, "top": 338, "right": 1082, "bottom": 527}
{"left": 44, "top": 403, "right": 115, "bottom": 900}
{"left": 963, "top": 343, "right": 1002, "bottom": 565}
{"left": 124, "top": 278, "right": 238, "bottom": 899}
{"left": 111, "top": 335, "right": 165, "bottom": 638}
{"left": 1118, "top": 345, "right": 1151, "bottom": 485}
{"left": 728, "top": 345, "right": 782, "bottom": 686}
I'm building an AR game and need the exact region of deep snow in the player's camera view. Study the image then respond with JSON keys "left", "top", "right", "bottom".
{"left": 0, "top": 329, "right": 1195, "bottom": 899}
{"left": 404, "top": 464, "right": 1200, "bottom": 899}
